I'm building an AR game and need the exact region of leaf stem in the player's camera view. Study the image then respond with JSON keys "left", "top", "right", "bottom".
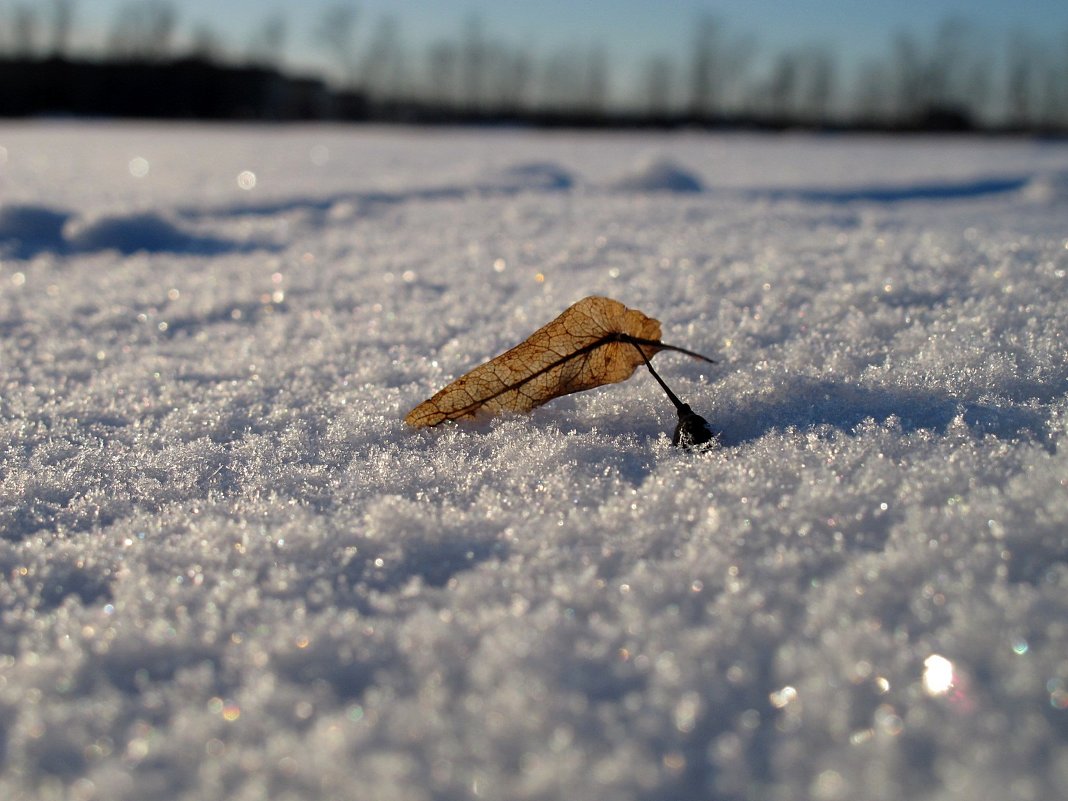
{"left": 625, "top": 335, "right": 716, "bottom": 364}
{"left": 625, "top": 338, "right": 687, "bottom": 411}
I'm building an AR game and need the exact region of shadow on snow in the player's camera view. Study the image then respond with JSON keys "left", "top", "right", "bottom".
{"left": 712, "top": 377, "right": 1054, "bottom": 451}
{"left": 744, "top": 174, "right": 1031, "bottom": 204}
{"left": 0, "top": 204, "right": 264, "bottom": 258}
{"left": 176, "top": 160, "right": 576, "bottom": 221}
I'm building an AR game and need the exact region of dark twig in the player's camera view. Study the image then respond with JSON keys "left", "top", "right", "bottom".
{"left": 625, "top": 337, "right": 718, "bottom": 449}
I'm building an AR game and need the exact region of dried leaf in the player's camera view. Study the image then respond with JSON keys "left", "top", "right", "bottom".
{"left": 405, "top": 296, "right": 712, "bottom": 428}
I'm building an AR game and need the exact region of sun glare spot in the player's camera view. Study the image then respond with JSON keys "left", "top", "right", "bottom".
{"left": 769, "top": 685, "right": 798, "bottom": 709}
{"left": 922, "top": 654, "right": 955, "bottom": 696}
{"left": 129, "top": 157, "right": 149, "bottom": 177}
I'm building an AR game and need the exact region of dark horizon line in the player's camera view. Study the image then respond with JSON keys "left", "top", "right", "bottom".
{"left": 1, "top": 54, "right": 1065, "bottom": 137}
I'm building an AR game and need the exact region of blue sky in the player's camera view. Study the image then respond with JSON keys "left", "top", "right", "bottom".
{"left": 61, "top": 0, "right": 1068, "bottom": 103}
{"left": 68, "top": 0, "right": 1068, "bottom": 59}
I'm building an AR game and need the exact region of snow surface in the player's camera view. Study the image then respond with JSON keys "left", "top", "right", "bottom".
{"left": 2, "top": 122, "right": 1068, "bottom": 800}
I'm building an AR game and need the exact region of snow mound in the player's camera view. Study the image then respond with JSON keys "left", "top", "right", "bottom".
{"left": 63, "top": 210, "right": 238, "bottom": 254}
{"left": 0, "top": 203, "right": 70, "bottom": 256}
{"left": 610, "top": 158, "right": 704, "bottom": 193}
{"left": 1021, "top": 169, "right": 1068, "bottom": 204}
{"left": 0, "top": 205, "right": 247, "bottom": 257}
{"left": 491, "top": 161, "right": 576, "bottom": 192}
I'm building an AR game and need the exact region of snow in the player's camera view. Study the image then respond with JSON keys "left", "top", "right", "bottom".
{"left": 609, "top": 158, "right": 704, "bottom": 193}
{"left": 2, "top": 122, "right": 1068, "bottom": 800}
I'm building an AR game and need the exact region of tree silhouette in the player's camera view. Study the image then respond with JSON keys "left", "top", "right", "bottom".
{"left": 1, "top": 4, "right": 1066, "bottom": 131}
{"left": 11, "top": 4, "right": 41, "bottom": 57}
{"left": 1005, "top": 33, "right": 1032, "bottom": 126}
{"left": 425, "top": 40, "right": 459, "bottom": 107}
{"left": 189, "top": 22, "right": 225, "bottom": 61}
{"left": 360, "top": 15, "right": 408, "bottom": 100}
{"left": 799, "top": 49, "right": 835, "bottom": 122}
{"left": 48, "top": 0, "right": 76, "bottom": 57}
{"left": 108, "top": 1, "right": 177, "bottom": 60}
{"left": 891, "top": 31, "right": 926, "bottom": 120}
{"left": 485, "top": 44, "right": 533, "bottom": 111}
{"left": 643, "top": 55, "right": 677, "bottom": 116}
{"left": 850, "top": 59, "right": 891, "bottom": 125}
{"left": 461, "top": 15, "right": 487, "bottom": 109}
{"left": 539, "top": 48, "right": 583, "bottom": 110}
{"left": 688, "top": 14, "right": 721, "bottom": 116}
{"left": 247, "top": 13, "right": 287, "bottom": 67}
{"left": 766, "top": 51, "right": 800, "bottom": 119}
{"left": 315, "top": 4, "right": 359, "bottom": 86}
{"left": 583, "top": 46, "right": 609, "bottom": 113}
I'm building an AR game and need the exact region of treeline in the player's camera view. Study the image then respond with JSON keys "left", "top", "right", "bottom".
{"left": 0, "top": 57, "right": 363, "bottom": 121}
{"left": 2, "top": 1, "right": 1067, "bottom": 132}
